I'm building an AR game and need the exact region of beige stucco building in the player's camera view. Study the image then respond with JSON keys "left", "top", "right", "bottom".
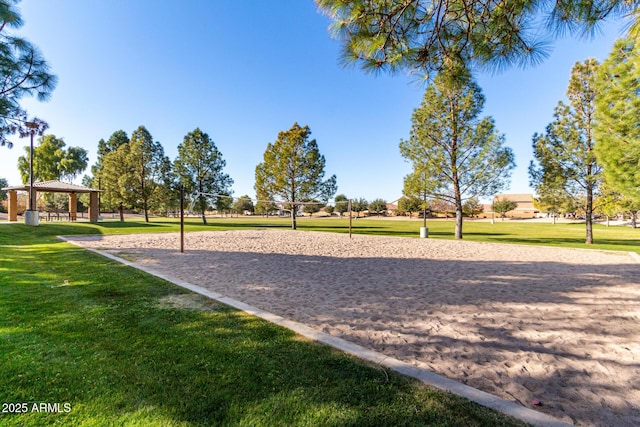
{"left": 480, "top": 193, "right": 540, "bottom": 219}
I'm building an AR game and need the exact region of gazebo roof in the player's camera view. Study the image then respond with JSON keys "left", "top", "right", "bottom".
{"left": 2, "top": 180, "right": 100, "bottom": 194}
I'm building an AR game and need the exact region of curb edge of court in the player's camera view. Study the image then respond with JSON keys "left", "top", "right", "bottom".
{"left": 58, "top": 236, "right": 574, "bottom": 427}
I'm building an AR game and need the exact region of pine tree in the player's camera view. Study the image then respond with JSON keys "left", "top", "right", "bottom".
{"left": 255, "top": 123, "right": 337, "bottom": 230}
{"left": 127, "top": 126, "right": 167, "bottom": 222}
{"left": 100, "top": 142, "right": 132, "bottom": 221}
{"left": 400, "top": 68, "right": 514, "bottom": 239}
{"left": 174, "top": 128, "right": 233, "bottom": 225}
{"left": 317, "top": 0, "right": 637, "bottom": 78}
{"left": 0, "top": 0, "right": 56, "bottom": 147}
{"left": 594, "top": 36, "right": 640, "bottom": 205}
{"left": 529, "top": 59, "right": 602, "bottom": 244}
{"left": 92, "top": 130, "right": 130, "bottom": 178}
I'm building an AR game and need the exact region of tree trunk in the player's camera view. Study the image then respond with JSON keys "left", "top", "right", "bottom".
{"left": 200, "top": 201, "right": 207, "bottom": 224}
{"left": 455, "top": 204, "right": 463, "bottom": 239}
{"left": 143, "top": 200, "right": 149, "bottom": 223}
{"left": 119, "top": 203, "right": 124, "bottom": 222}
{"left": 453, "top": 176, "right": 463, "bottom": 239}
{"left": 631, "top": 211, "right": 637, "bottom": 229}
{"left": 585, "top": 185, "right": 593, "bottom": 244}
{"left": 291, "top": 205, "right": 297, "bottom": 230}
{"left": 141, "top": 168, "right": 149, "bottom": 222}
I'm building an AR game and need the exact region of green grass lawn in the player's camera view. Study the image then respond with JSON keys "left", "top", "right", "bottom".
{"left": 0, "top": 222, "right": 530, "bottom": 426}
{"left": 17, "top": 214, "right": 637, "bottom": 252}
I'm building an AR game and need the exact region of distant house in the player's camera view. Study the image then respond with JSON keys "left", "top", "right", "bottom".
{"left": 386, "top": 201, "right": 399, "bottom": 215}
{"left": 480, "top": 193, "right": 539, "bottom": 219}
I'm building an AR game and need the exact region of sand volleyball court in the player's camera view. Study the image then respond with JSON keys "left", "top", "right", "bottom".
{"left": 66, "top": 229, "right": 640, "bottom": 426}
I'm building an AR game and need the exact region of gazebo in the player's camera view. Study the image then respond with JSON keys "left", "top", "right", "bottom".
{"left": 2, "top": 180, "right": 101, "bottom": 223}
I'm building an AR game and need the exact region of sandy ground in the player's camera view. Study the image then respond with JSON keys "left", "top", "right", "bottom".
{"left": 66, "top": 229, "right": 640, "bottom": 426}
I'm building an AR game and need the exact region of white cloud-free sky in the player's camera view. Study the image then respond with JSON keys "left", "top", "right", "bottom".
{"left": 1, "top": 1, "right": 629, "bottom": 203}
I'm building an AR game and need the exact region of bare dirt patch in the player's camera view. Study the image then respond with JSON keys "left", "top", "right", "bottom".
{"left": 157, "top": 293, "right": 221, "bottom": 312}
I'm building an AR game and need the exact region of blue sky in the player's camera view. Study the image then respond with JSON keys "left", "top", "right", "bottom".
{"left": 1, "top": 1, "right": 630, "bottom": 203}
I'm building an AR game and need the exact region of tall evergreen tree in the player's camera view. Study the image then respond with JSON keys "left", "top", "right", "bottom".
{"left": 174, "top": 128, "right": 233, "bottom": 225}
{"left": 0, "top": 0, "right": 57, "bottom": 147}
{"left": 399, "top": 68, "right": 515, "bottom": 239}
{"left": 317, "top": 0, "right": 637, "bottom": 77}
{"left": 255, "top": 123, "right": 337, "bottom": 230}
{"left": 594, "top": 36, "right": 640, "bottom": 205}
{"left": 85, "top": 130, "right": 130, "bottom": 212}
{"left": 529, "top": 59, "right": 602, "bottom": 244}
{"left": 91, "top": 130, "right": 130, "bottom": 178}
{"left": 100, "top": 142, "right": 132, "bottom": 221}
{"left": 127, "top": 126, "right": 167, "bottom": 222}
{"left": 150, "top": 155, "right": 179, "bottom": 216}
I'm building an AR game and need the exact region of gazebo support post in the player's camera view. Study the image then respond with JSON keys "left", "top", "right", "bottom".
{"left": 69, "top": 193, "right": 77, "bottom": 221}
{"left": 89, "top": 191, "right": 99, "bottom": 223}
{"left": 8, "top": 190, "right": 17, "bottom": 222}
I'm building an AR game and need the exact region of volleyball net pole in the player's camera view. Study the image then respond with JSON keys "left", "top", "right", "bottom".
{"left": 180, "top": 185, "right": 185, "bottom": 253}
{"left": 349, "top": 199, "right": 352, "bottom": 239}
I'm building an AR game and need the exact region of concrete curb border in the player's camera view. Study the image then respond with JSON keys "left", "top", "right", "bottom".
{"left": 59, "top": 236, "right": 573, "bottom": 427}
{"left": 629, "top": 251, "right": 640, "bottom": 263}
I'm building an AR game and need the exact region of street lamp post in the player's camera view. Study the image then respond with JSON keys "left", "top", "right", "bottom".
{"left": 25, "top": 121, "right": 39, "bottom": 226}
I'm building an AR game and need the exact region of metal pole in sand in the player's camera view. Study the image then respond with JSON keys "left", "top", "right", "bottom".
{"left": 180, "top": 185, "right": 185, "bottom": 253}
{"left": 348, "top": 199, "right": 352, "bottom": 239}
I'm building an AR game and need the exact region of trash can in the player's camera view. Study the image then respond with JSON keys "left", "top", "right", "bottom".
{"left": 420, "top": 227, "right": 428, "bottom": 238}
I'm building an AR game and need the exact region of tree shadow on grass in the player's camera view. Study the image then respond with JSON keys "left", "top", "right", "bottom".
{"left": 97, "top": 221, "right": 166, "bottom": 229}
{"left": 484, "top": 235, "right": 640, "bottom": 252}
